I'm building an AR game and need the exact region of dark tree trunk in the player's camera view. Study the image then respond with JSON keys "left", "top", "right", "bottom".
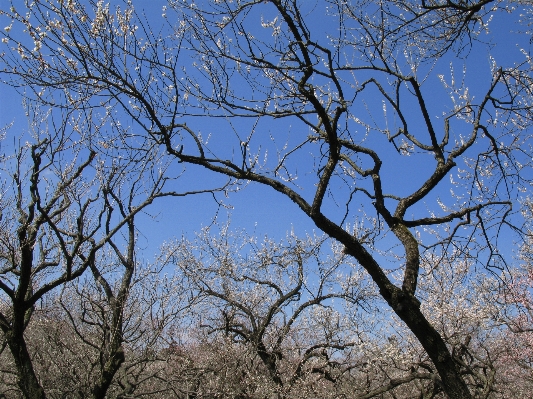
{"left": 312, "top": 214, "right": 472, "bottom": 399}
{"left": 384, "top": 289, "right": 471, "bottom": 399}
{"left": 91, "top": 344, "right": 125, "bottom": 399}
{"left": 6, "top": 330, "right": 46, "bottom": 399}
{"left": 257, "top": 343, "right": 284, "bottom": 388}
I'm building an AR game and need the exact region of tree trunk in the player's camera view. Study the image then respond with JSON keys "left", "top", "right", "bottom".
{"left": 312, "top": 215, "right": 472, "bottom": 399}
{"left": 91, "top": 345, "right": 125, "bottom": 399}
{"left": 384, "top": 289, "right": 472, "bottom": 399}
{"left": 6, "top": 331, "right": 46, "bottom": 399}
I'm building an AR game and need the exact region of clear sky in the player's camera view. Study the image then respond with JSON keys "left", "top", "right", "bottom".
{"left": 0, "top": 0, "right": 530, "bottom": 266}
{"left": 0, "top": 1, "right": 319, "bottom": 247}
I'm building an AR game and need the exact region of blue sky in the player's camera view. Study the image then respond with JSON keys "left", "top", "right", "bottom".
{"left": 0, "top": 0, "right": 531, "bottom": 267}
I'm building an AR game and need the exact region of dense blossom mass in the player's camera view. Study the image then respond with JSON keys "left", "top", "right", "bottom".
{"left": 1, "top": 0, "right": 533, "bottom": 398}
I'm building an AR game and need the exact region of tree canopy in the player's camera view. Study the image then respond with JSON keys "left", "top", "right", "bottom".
{"left": 1, "top": 0, "right": 533, "bottom": 398}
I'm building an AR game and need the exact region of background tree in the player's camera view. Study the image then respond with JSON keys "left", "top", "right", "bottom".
{"left": 167, "top": 223, "right": 375, "bottom": 397}
{"left": 2, "top": 0, "right": 533, "bottom": 398}
{"left": 0, "top": 110, "right": 111, "bottom": 399}
{"left": 14, "top": 252, "right": 193, "bottom": 399}
{"left": 472, "top": 198, "right": 533, "bottom": 398}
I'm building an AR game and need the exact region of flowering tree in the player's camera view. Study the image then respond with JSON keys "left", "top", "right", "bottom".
{"left": 13, "top": 254, "right": 192, "bottom": 399}
{"left": 167, "top": 224, "right": 375, "bottom": 397}
{"left": 56, "top": 241, "right": 193, "bottom": 398}
{"left": 0, "top": 103, "right": 212, "bottom": 398}
{"left": 2, "top": 0, "right": 533, "bottom": 398}
{"left": 473, "top": 200, "right": 533, "bottom": 397}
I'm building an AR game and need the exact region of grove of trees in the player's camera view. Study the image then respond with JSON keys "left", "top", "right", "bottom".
{"left": 1, "top": 0, "right": 533, "bottom": 398}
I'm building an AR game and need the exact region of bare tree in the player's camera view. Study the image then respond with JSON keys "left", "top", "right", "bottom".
{"left": 2, "top": 0, "right": 533, "bottom": 397}
{"left": 0, "top": 101, "right": 216, "bottom": 399}
{"left": 0, "top": 118, "right": 109, "bottom": 399}
{"left": 170, "top": 225, "right": 510, "bottom": 399}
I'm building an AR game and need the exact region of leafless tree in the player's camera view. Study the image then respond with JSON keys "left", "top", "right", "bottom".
{"left": 21, "top": 254, "right": 192, "bottom": 399}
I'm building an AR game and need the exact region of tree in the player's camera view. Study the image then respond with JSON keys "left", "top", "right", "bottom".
{"left": 141, "top": 224, "right": 520, "bottom": 398}
{"left": 474, "top": 199, "right": 533, "bottom": 397}
{"left": 0, "top": 117, "right": 109, "bottom": 399}
{"left": 56, "top": 241, "right": 193, "bottom": 399}
{"left": 168, "top": 224, "right": 375, "bottom": 397}
{"left": 0, "top": 102, "right": 210, "bottom": 398}
{"left": 2, "top": 0, "right": 533, "bottom": 397}
{"left": 17, "top": 253, "right": 192, "bottom": 399}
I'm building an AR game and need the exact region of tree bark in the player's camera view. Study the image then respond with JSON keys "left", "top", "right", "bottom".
{"left": 384, "top": 289, "right": 471, "bottom": 399}
{"left": 5, "top": 330, "right": 46, "bottom": 399}
{"left": 91, "top": 345, "right": 125, "bottom": 399}
{"left": 312, "top": 214, "right": 472, "bottom": 399}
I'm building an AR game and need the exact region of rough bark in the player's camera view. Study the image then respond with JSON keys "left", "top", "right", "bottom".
{"left": 5, "top": 330, "right": 46, "bottom": 399}
{"left": 91, "top": 345, "right": 125, "bottom": 399}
